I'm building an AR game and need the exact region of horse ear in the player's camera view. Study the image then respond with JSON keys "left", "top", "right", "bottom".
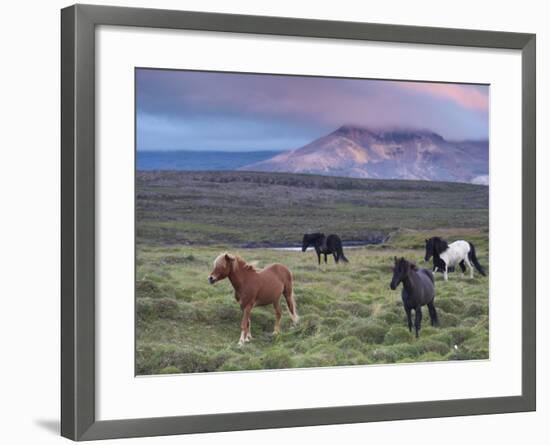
{"left": 425, "top": 239, "right": 428, "bottom": 243}
{"left": 225, "top": 253, "right": 235, "bottom": 262}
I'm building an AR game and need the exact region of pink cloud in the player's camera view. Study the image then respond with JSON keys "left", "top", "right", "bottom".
{"left": 394, "top": 82, "right": 488, "bottom": 111}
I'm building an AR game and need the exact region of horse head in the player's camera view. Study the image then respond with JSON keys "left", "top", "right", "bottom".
{"left": 208, "top": 252, "right": 236, "bottom": 284}
{"left": 424, "top": 238, "right": 434, "bottom": 262}
{"left": 425, "top": 237, "right": 448, "bottom": 262}
{"left": 390, "top": 256, "right": 409, "bottom": 290}
{"left": 302, "top": 233, "right": 324, "bottom": 252}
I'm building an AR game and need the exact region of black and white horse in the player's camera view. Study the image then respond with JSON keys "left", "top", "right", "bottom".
{"left": 424, "top": 237, "right": 486, "bottom": 281}
{"left": 390, "top": 257, "right": 438, "bottom": 338}
{"left": 301, "top": 233, "right": 349, "bottom": 265}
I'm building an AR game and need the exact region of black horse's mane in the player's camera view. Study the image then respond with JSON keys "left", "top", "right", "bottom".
{"left": 302, "top": 233, "right": 326, "bottom": 247}
{"left": 305, "top": 232, "right": 324, "bottom": 241}
{"left": 430, "top": 237, "right": 449, "bottom": 255}
{"left": 397, "top": 257, "right": 417, "bottom": 270}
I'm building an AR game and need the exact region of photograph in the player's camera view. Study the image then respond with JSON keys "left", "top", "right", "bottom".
{"left": 135, "top": 68, "right": 490, "bottom": 375}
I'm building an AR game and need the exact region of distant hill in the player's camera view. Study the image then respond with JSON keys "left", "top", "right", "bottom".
{"left": 240, "top": 125, "right": 488, "bottom": 184}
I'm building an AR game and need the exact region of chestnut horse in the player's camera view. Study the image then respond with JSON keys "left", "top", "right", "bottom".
{"left": 208, "top": 253, "right": 299, "bottom": 346}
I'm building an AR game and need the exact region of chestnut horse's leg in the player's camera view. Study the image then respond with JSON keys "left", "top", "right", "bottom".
{"left": 239, "top": 305, "right": 253, "bottom": 346}
{"left": 246, "top": 317, "right": 252, "bottom": 342}
{"left": 273, "top": 300, "right": 282, "bottom": 335}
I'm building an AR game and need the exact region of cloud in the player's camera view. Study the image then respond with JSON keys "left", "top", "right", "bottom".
{"left": 136, "top": 69, "right": 489, "bottom": 151}
{"left": 393, "top": 82, "right": 488, "bottom": 111}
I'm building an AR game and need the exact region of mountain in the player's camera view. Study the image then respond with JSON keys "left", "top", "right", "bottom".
{"left": 240, "top": 125, "right": 488, "bottom": 184}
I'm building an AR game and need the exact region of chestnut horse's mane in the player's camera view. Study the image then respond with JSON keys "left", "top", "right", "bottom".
{"left": 215, "top": 252, "right": 259, "bottom": 272}
{"left": 235, "top": 255, "right": 259, "bottom": 272}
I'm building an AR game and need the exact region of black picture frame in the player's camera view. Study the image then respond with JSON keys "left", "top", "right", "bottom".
{"left": 61, "top": 4, "right": 536, "bottom": 441}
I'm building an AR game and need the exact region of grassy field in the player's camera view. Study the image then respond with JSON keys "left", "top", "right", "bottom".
{"left": 137, "top": 171, "right": 488, "bottom": 246}
{"left": 136, "top": 171, "right": 489, "bottom": 374}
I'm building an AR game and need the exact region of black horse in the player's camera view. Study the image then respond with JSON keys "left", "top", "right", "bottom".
{"left": 301, "top": 233, "right": 349, "bottom": 265}
{"left": 390, "top": 257, "right": 438, "bottom": 337}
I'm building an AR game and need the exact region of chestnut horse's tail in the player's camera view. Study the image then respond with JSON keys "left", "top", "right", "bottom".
{"left": 283, "top": 274, "right": 299, "bottom": 324}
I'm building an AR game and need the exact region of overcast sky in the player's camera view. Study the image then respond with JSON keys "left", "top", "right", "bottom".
{"left": 136, "top": 68, "right": 489, "bottom": 152}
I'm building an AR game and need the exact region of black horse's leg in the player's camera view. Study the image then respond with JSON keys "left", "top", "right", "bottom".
{"left": 316, "top": 248, "right": 321, "bottom": 265}
{"left": 333, "top": 252, "right": 338, "bottom": 263}
{"left": 324, "top": 253, "right": 328, "bottom": 264}
{"left": 405, "top": 306, "right": 413, "bottom": 332}
{"left": 427, "top": 302, "right": 438, "bottom": 326}
{"left": 459, "top": 261, "right": 466, "bottom": 273}
{"left": 414, "top": 307, "right": 422, "bottom": 338}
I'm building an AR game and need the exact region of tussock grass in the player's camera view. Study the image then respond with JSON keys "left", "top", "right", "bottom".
{"left": 136, "top": 229, "right": 489, "bottom": 374}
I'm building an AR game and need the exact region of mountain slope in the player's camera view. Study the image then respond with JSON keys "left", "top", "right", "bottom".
{"left": 240, "top": 125, "right": 488, "bottom": 184}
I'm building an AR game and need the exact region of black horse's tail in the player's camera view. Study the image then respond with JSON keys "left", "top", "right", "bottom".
{"left": 337, "top": 245, "right": 349, "bottom": 263}
{"left": 468, "top": 242, "right": 486, "bottom": 276}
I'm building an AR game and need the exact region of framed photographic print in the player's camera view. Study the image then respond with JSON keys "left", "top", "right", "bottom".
{"left": 61, "top": 4, "right": 536, "bottom": 441}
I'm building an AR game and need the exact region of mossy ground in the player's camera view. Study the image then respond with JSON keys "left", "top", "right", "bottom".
{"left": 136, "top": 228, "right": 489, "bottom": 375}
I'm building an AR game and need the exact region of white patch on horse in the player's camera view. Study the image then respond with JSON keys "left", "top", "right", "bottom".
{"left": 439, "top": 240, "right": 474, "bottom": 279}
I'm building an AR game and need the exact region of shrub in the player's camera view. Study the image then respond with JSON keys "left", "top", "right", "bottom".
{"left": 438, "top": 311, "right": 460, "bottom": 327}
{"left": 416, "top": 339, "right": 450, "bottom": 355}
{"left": 331, "top": 301, "right": 372, "bottom": 318}
{"left": 416, "top": 352, "right": 445, "bottom": 363}
{"left": 219, "top": 354, "right": 262, "bottom": 371}
{"left": 390, "top": 343, "right": 422, "bottom": 360}
{"left": 251, "top": 310, "right": 275, "bottom": 332}
{"left": 331, "top": 320, "right": 388, "bottom": 344}
{"left": 294, "top": 288, "right": 318, "bottom": 306}
{"left": 262, "top": 349, "right": 295, "bottom": 369}
{"left": 136, "top": 279, "right": 165, "bottom": 299}
{"left": 158, "top": 366, "right": 181, "bottom": 374}
{"left": 136, "top": 299, "right": 155, "bottom": 322}
{"left": 153, "top": 298, "right": 179, "bottom": 319}
{"left": 159, "top": 254, "right": 195, "bottom": 265}
{"left": 137, "top": 345, "right": 224, "bottom": 374}
{"left": 351, "top": 321, "right": 388, "bottom": 344}
{"left": 296, "top": 352, "right": 338, "bottom": 368}
{"left": 379, "top": 310, "right": 403, "bottom": 325}
{"left": 336, "top": 336, "right": 364, "bottom": 351}
{"left": 384, "top": 326, "right": 411, "bottom": 345}
{"left": 430, "top": 332, "right": 454, "bottom": 347}
{"left": 174, "top": 350, "right": 220, "bottom": 372}
{"left": 369, "top": 348, "right": 398, "bottom": 363}
{"left": 296, "top": 314, "right": 321, "bottom": 337}
{"left": 347, "top": 291, "right": 372, "bottom": 304}
{"left": 448, "top": 327, "right": 475, "bottom": 345}
{"left": 461, "top": 317, "right": 478, "bottom": 328}
{"left": 436, "top": 297, "right": 466, "bottom": 314}
{"left": 420, "top": 326, "right": 437, "bottom": 336}
{"left": 446, "top": 345, "right": 488, "bottom": 361}
{"left": 322, "top": 317, "right": 342, "bottom": 328}
{"left": 464, "top": 302, "right": 486, "bottom": 317}
{"left": 328, "top": 309, "right": 352, "bottom": 319}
